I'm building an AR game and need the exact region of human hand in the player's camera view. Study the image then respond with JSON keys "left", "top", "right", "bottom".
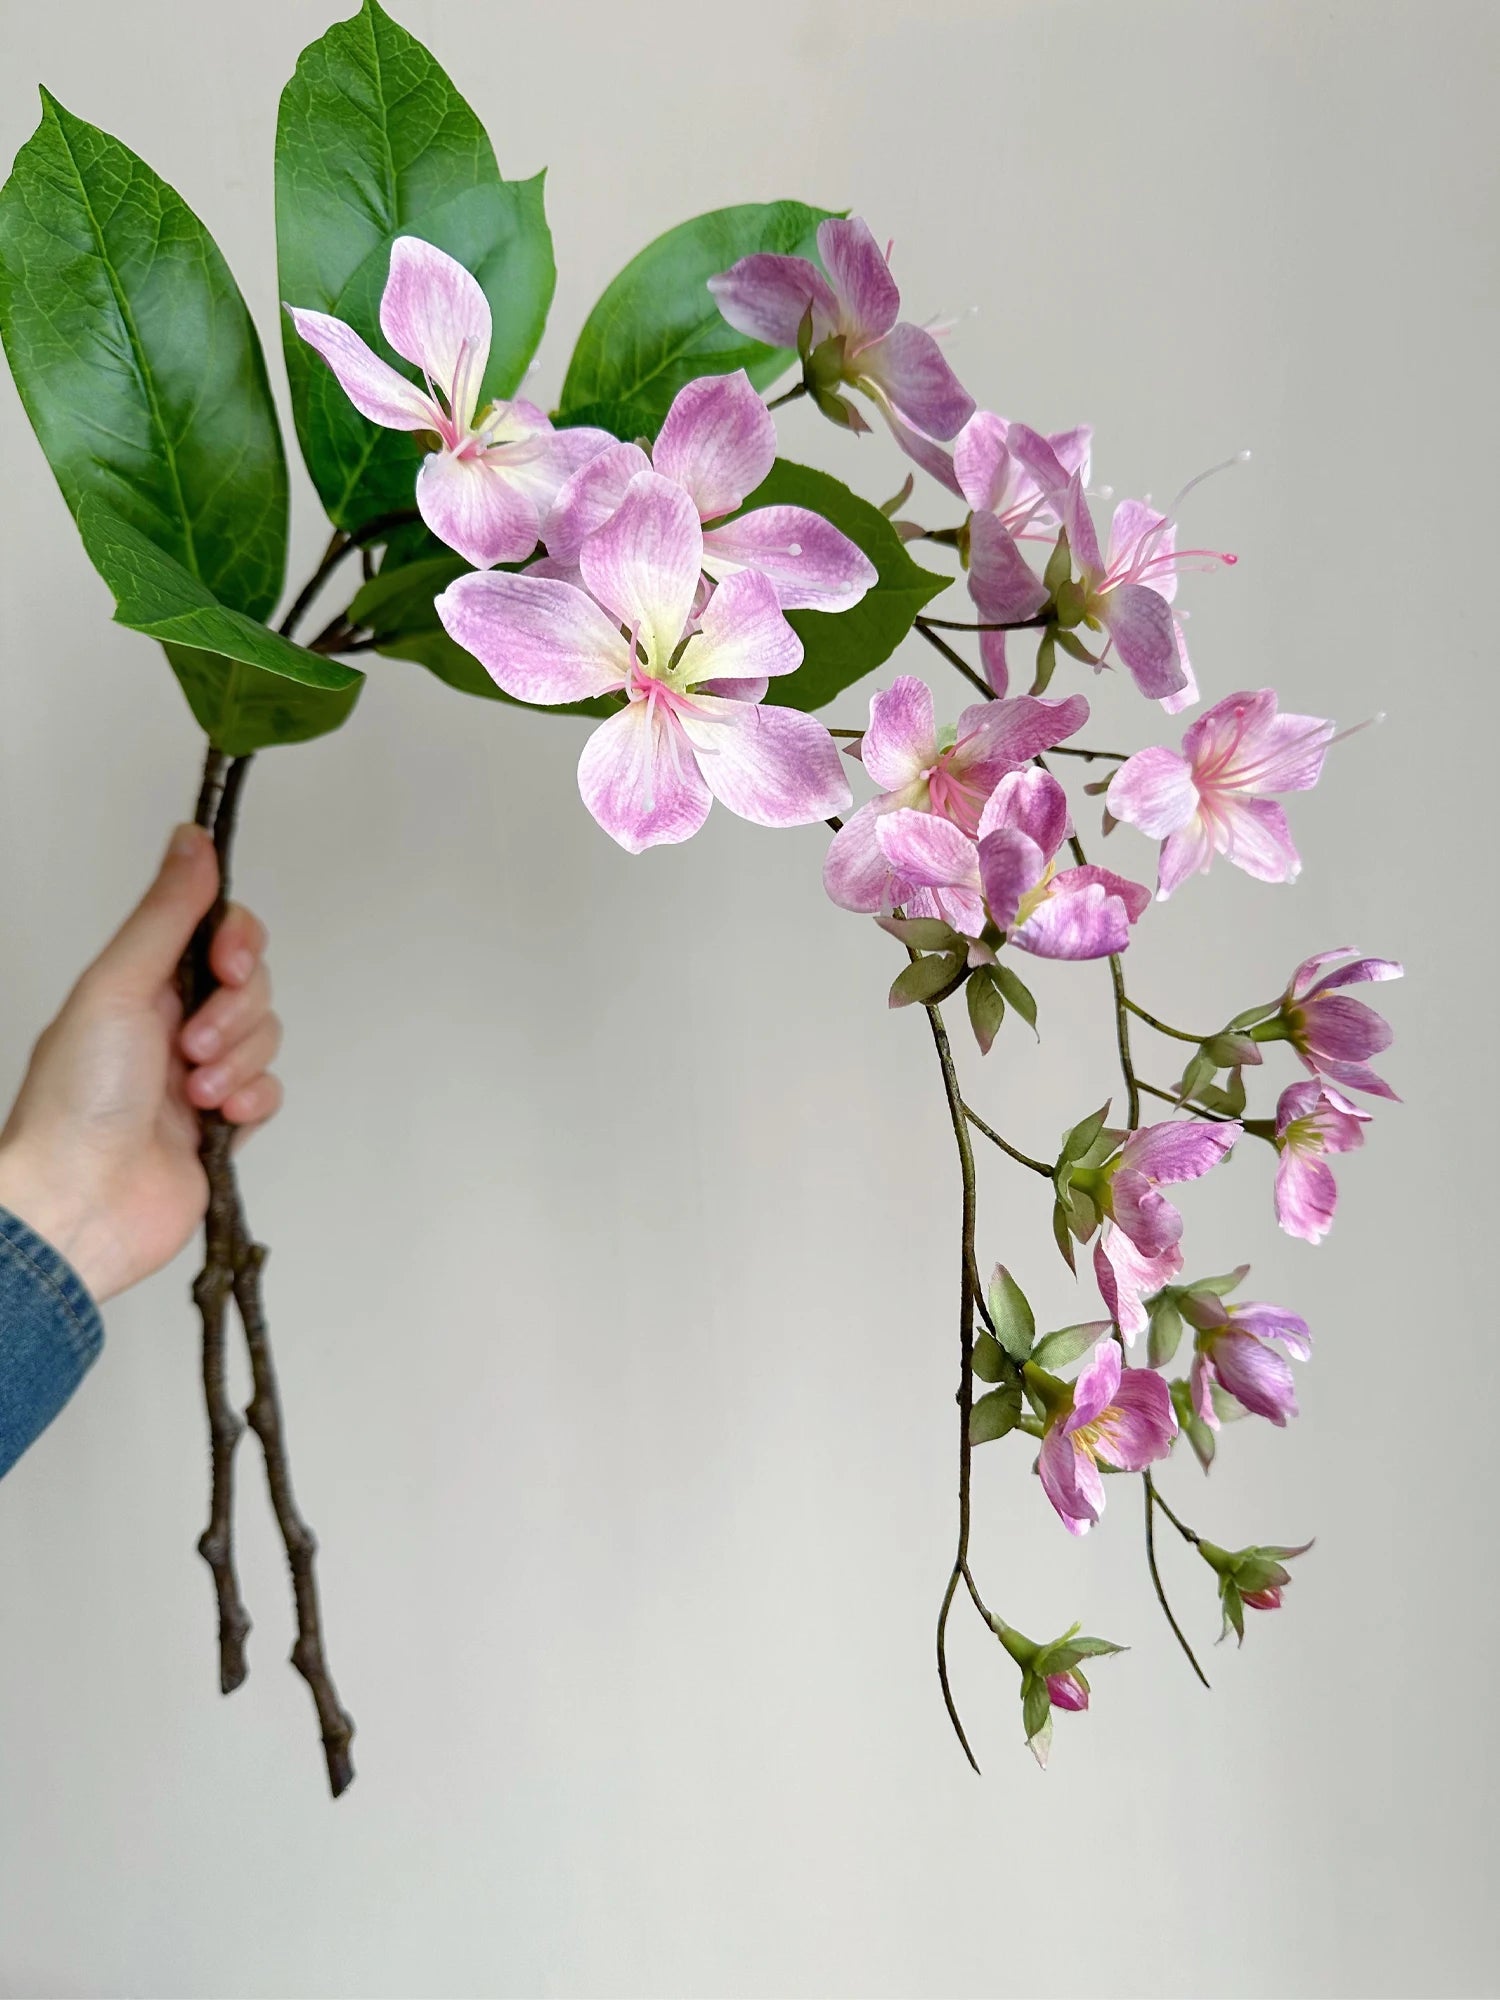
{"left": 0, "top": 825, "right": 282, "bottom": 1303}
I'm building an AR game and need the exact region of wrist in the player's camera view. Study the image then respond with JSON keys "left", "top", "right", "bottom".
{"left": 0, "top": 1139, "right": 115, "bottom": 1303}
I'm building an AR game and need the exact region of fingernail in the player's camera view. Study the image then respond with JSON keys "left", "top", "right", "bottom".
{"left": 228, "top": 949, "right": 254, "bottom": 983}
{"left": 184, "top": 1022, "right": 220, "bottom": 1059}
{"left": 194, "top": 1063, "right": 227, "bottom": 1101}
{"left": 168, "top": 823, "right": 204, "bottom": 861}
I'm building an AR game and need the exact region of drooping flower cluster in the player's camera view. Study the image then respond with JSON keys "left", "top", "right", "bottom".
{"left": 289, "top": 209, "right": 1402, "bottom": 1768}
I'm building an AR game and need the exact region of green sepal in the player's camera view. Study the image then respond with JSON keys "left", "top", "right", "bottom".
{"left": 1030, "top": 1320, "right": 1111, "bottom": 1373}
{"left": 972, "top": 1330, "right": 1008, "bottom": 1384}
{"left": 1147, "top": 1295, "right": 1186, "bottom": 1369}
{"left": 1042, "top": 531, "right": 1072, "bottom": 596}
{"left": 967, "top": 964, "right": 1006, "bottom": 1054}
{"left": 888, "top": 950, "right": 967, "bottom": 1010}
{"left": 1030, "top": 627, "right": 1058, "bottom": 696}
{"left": 993, "top": 962, "right": 1038, "bottom": 1035}
{"left": 987, "top": 1265, "right": 1036, "bottom": 1362}
{"left": 969, "top": 1371, "right": 1023, "bottom": 1445}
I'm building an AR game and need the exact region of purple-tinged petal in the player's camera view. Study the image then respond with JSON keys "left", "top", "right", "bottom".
{"left": 977, "top": 827, "right": 1045, "bottom": 927}
{"left": 1123, "top": 1119, "right": 1241, "bottom": 1187}
{"left": 707, "top": 253, "right": 838, "bottom": 349}
{"left": 979, "top": 626, "right": 1009, "bottom": 695}
{"left": 1317, "top": 1058, "right": 1399, "bottom": 1101}
{"left": 580, "top": 471, "right": 702, "bottom": 667}
{"left": 960, "top": 692, "right": 1090, "bottom": 789}
{"left": 379, "top": 236, "right": 492, "bottom": 423}
{"left": 1191, "top": 1352, "right": 1219, "bottom": 1429}
{"left": 1057, "top": 865, "right": 1151, "bottom": 925}
{"left": 1095, "top": 1227, "right": 1181, "bottom": 1344}
{"left": 678, "top": 696, "right": 851, "bottom": 828}
{"left": 858, "top": 322, "right": 976, "bottom": 439}
{"left": 1062, "top": 472, "right": 1105, "bottom": 580}
{"left": 1046, "top": 1670, "right": 1090, "bottom": 1713}
{"left": 417, "top": 450, "right": 544, "bottom": 570}
{"left": 817, "top": 216, "right": 901, "bottom": 344}
{"left": 578, "top": 701, "right": 712, "bottom": 852}
{"left": 1012, "top": 882, "right": 1133, "bottom": 961}
{"left": 654, "top": 370, "right": 777, "bottom": 521}
{"left": 1006, "top": 425, "right": 1071, "bottom": 506}
{"left": 968, "top": 510, "right": 1050, "bottom": 625}
{"left": 1304, "top": 955, "right": 1404, "bottom": 998}
{"left": 1156, "top": 816, "right": 1215, "bottom": 899}
{"left": 1068, "top": 1340, "right": 1123, "bottom": 1430}
{"left": 543, "top": 441, "right": 650, "bottom": 559}
{"left": 284, "top": 306, "right": 439, "bottom": 432}
{"left": 1160, "top": 628, "right": 1198, "bottom": 715}
{"left": 1109, "top": 1171, "right": 1184, "bottom": 1258}
{"left": 862, "top": 676, "right": 938, "bottom": 791}
{"left": 1274, "top": 1149, "right": 1339, "bottom": 1244}
{"left": 702, "top": 506, "right": 876, "bottom": 611}
{"left": 689, "top": 567, "right": 802, "bottom": 683}
{"left": 823, "top": 800, "right": 896, "bottom": 913}
{"left": 1107, "top": 746, "right": 1198, "bottom": 838}
{"left": 1209, "top": 1331, "right": 1298, "bottom": 1424}
{"left": 1107, "top": 499, "right": 1174, "bottom": 593}
{"left": 978, "top": 767, "right": 1070, "bottom": 857}
{"left": 879, "top": 404, "right": 967, "bottom": 496}
{"left": 436, "top": 571, "right": 628, "bottom": 704}
{"left": 1038, "top": 1428, "right": 1099, "bottom": 1536}
{"left": 1094, "top": 1368, "right": 1178, "bottom": 1469}
{"left": 953, "top": 411, "right": 1010, "bottom": 514}
{"left": 876, "top": 807, "right": 979, "bottom": 890}
{"left": 1219, "top": 796, "right": 1302, "bottom": 883}
{"left": 1231, "top": 1305, "right": 1312, "bottom": 1357}
{"left": 1102, "top": 584, "right": 1189, "bottom": 701}
{"left": 1300, "top": 994, "right": 1393, "bottom": 1061}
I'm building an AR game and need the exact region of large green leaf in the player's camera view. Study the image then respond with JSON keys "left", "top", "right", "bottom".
{"left": 276, "top": 0, "right": 556, "bottom": 532}
{"left": 743, "top": 461, "right": 951, "bottom": 711}
{"left": 557, "top": 202, "right": 833, "bottom": 440}
{"left": 346, "top": 557, "right": 615, "bottom": 721}
{"left": 79, "top": 499, "right": 362, "bottom": 754}
{"left": 0, "top": 90, "right": 288, "bottom": 619}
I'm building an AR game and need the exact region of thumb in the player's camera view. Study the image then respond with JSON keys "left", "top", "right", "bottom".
{"left": 88, "top": 824, "right": 220, "bottom": 999}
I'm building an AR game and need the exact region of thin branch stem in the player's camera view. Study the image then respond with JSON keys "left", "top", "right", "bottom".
{"left": 1143, "top": 1475, "right": 1210, "bottom": 1689}
{"left": 1138, "top": 1080, "right": 1239, "bottom": 1123}
{"left": 1125, "top": 997, "right": 1210, "bottom": 1044}
{"left": 1046, "top": 743, "right": 1128, "bottom": 764}
{"left": 919, "top": 616, "right": 1050, "bottom": 633}
{"left": 1146, "top": 1472, "right": 1202, "bottom": 1546}
{"left": 915, "top": 619, "right": 992, "bottom": 699}
{"left": 962, "top": 1104, "right": 1052, "bottom": 1178}
{"left": 276, "top": 507, "right": 421, "bottom": 644}
{"left": 1108, "top": 955, "right": 1141, "bottom": 1129}
{"left": 766, "top": 382, "right": 807, "bottom": 411}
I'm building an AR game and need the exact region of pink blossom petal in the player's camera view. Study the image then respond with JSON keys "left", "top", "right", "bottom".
{"left": 1274, "top": 1148, "right": 1339, "bottom": 1244}
{"left": 284, "top": 306, "right": 439, "bottom": 431}
{"left": 1046, "top": 1671, "right": 1090, "bottom": 1713}
{"left": 1301, "top": 994, "right": 1393, "bottom": 1061}
{"left": 578, "top": 700, "right": 713, "bottom": 852}
{"left": 862, "top": 676, "right": 937, "bottom": 791}
{"left": 1210, "top": 1332, "right": 1298, "bottom": 1424}
{"left": 823, "top": 801, "right": 896, "bottom": 913}
{"left": 1068, "top": 1340, "right": 1123, "bottom": 1431}
{"left": 879, "top": 405, "right": 967, "bottom": 497}
{"left": 542, "top": 440, "right": 650, "bottom": 559}
{"left": 1006, "top": 425, "right": 1072, "bottom": 507}
{"left": 858, "top": 322, "right": 975, "bottom": 439}
{"left": 1317, "top": 1059, "right": 1399, "bottom": 1101}
{"left": 654, "top": 370, "right": 777, "bottom": 522}
{"left": 967, "top": 510, "right": 1050, "bottom": 625}
{"left": 1124, "top": 1120, "right": 1241, "bottom": 1186}
{"left": 690, "top": 568, "right": 802, "bottom": 683}
{"left": 1109, "top": 1171, "right": 1184, "bottom": 1258}
{"left": 817, "top": 216, "right": 901, "bottom": 342}
{"left": 976, "top": 826, "right": 1045, "bottom": 927}
{"left": 1038, "top": 1429, "right": 1099, "bottom": 1536}
{"left": 678, "top": 696, "right": 851, "bottom": 828}
{"left": 1303, "top": 955, "right": 1403, "bottom": 997}
{"left": 961, "top": 692, "right": 1090, "bottom": 786}
{"left": 979, "top": 627, "right": 1009, "bottom": 695}
{"left": 1093, "top": 1368, "right": 1178, "bottom": 1469}
{"left": 702, "top": 506, "right": 876, "bottom": 611}
{"left": 876, "top": 807, "right": 979, "bottom": 890}
{"left": 1062, "top": 472, "right": 1105, "bottom": 579}
{"left": 436, "top": 571, "right": 629, "bottom": 704}
{"left": 1012, "top": 882, "right": 1132, "bottom": 960}
{"left": 379, "top": 236, "right": 492, "bottom": 423}
{"left": 1103, "top": 584, "right": 1189, "bottom": 701}
{"left": 417, "top": 449, "right": 544, "bottom": 570}
{"left": 1095, "top": 1228, "right": 1181, "bottom": 1344}
{"left": 1107, "top": 746, "right": 1198, "bottom": 838}
{"left": 707, "top": 253, "right": 838, "bottom": 349}
{"left": 1191, "top": 1352, "right": 1219, "bottom": 1429}
{"left": 953, "top": 411, "right": 1010, "bottom": 514}
{"left": 579, "top": 471, "right": 703, "bottom": 668}
{"left": 1057, "top": 864, "right": 1151, "bottom": 925}
{"left": 1156, "top": 816, "right": 1215, "bottom": 899}
{"left": 1219, "top": 796, "right": 1302, "bottom": 883}
{"left": 1233, "top": 1305, "right": 1312, "bottom": 1359}
{"left": 978, "top": 767, "right": 1070, "bottom": 857}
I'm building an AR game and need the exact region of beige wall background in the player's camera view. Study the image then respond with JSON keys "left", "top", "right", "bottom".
{"left": 0, "top": 2, "right": 1494, "bottom": 1995}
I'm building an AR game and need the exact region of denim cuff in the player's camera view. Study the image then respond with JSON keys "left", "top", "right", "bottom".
{"left": 0, "top": 1203, "right": 104, "bottom": 1479}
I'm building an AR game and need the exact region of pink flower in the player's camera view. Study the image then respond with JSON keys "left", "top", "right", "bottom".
{"left": 1107, "top": 689, "right": 1336, "bottom": 899}
{"left": 822, "top": 678, "right": 1088, "bottom": 926}
{"left": 1037, "top": 1341, "right": 1177, "bottom": 1536}
{"left": 436, "top": 471, "right": 851, "bottom": 851}
{"left": 543, "top": 370, "right": 875, "bottom": 611}
{"left": 1190, "top": 1298, "right": 1311, "bottom": 1430}
{"left": 1276, "top": 948, "right": 1403, "bottom": 1101}
{"left": 1102, "top": 1120, "right": 1243, "bottom": 1258}
{"left": 1045, "top": 1671, "right": 1090, "bottom": 1712}
{"left": 708, "top": 216, "right": 975, "bottom": 448}
{"left": 1093, "top": 1226, "right": 1183, "bottom": 1345}
{"left": 872, "top": 766, "right": 1150, "bottom": 960}
{"left": 1272, "top": 1081, "right": 1371, "bottom": 1244}
{"left": 286, "top": 237, "right": 612, "bottom": 571}
{"left": 956, "top": 415, "right": 1092, "bottom": 694}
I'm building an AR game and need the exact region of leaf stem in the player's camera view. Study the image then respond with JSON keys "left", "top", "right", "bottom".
{"left": 766, "top": 382, "right": 807, "bottom": 412}
{"left": 1142, "top": 1474, "right": 1210, "bottom": 1689}
{"left": 1125, "top": 997, "right": 1211, "bottom": 1044}
{"left": 915, "top": 620, "right": 991, "bottom": 699}
{"left": 962, "top": 1104, "right": 1052, "bottom": 1178}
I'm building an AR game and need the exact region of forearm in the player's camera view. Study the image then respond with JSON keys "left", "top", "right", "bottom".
{"left": 0, "top": 1197, "right": 104, "bottom": 1479}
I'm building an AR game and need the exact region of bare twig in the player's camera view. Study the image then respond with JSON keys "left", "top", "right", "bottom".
{"left": 1143, "top": 1473, "right": 1210, "bottom": 1689}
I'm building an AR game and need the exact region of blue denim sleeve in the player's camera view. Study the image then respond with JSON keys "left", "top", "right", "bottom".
{"left": 0, "top": 1204, "right": 104, "bottom": 1480}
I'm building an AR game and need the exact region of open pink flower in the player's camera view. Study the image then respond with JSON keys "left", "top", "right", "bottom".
{"left": 543, "top": 371, "right": 875, "bottom": 611}
{"left": 287, "top": 237, "right": 611, "bottom": 570}
{"left": 1190, "top": 1298, "right": 1311, "bottom": 1430}
{"left": 1272, "top": 1081, "right": 1370, "bottom": 1244}
{"left": 1038, "top": 1341, "right": 1177, "bottom": 1536}
{"left": 822, "top": 678, "right": 1087, "bottom": 924}
{"left": 1277, "top": 948, "right": 1403, "bottom": 1100}
{"left": 1102, "top": 1119, "right": 1242, "bottom": 1258}
{"left": 952, "top": 415, "right": 1090, "bottom": 692}
{"left": 870, "top": 766, "right": 1149, "bottom": 958}
{"left": 1107, "top": 689, "right": 1336, "bottom": 899}
{"left": 708, "top": 216, "right": 975, "bottom": 448}
{"left": 1093, "top": 1227, "right": 1183, "bottom": 1345}
{"left": 436, "top": 471, "right": 850, "bottom": 851}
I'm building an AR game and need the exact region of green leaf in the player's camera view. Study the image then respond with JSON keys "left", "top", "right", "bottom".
{"left": 888, "top": 951, "right": 966, "bottom": 1009}
{"left": 78, "top": 500, "right": 361, "bottom": 754}
{"left": 558, "top": 201, "right": 832, "bottom": 437}
{"left": 969, "top": 1378, "right": 1023, "bottom": 1445}
{"left": 0, "top": 90, "right": 288, "bottom": 620}
{"left": 346, "top": 553, "right": 616, "bottom": 719}
{"left": 967, "top": 965, "right": 1006, "bottom": 1055}
{"left": 1219, "top": 1578, "right": 1245, "bottom": 1646}
{"left": 734, "top": 460, "right": 949, "bottom": 711}
{"left": 986, "top": 1265, "right": 1036, "bottom": 1362}
{"left": 994, "top": 962, "right": 1038, "bottom": 1035}
{"left": 1021, "top": 1673, "right": 1052, "bottom": 1746}
{"left": 1060, "top": 1102, "right": 1112, "bottom": 1165}
{"left": 1051, "top": 1201, "right": 1077, "bottom": 1274}
{"left": 1030, "top": 1320, "right": 1110, "bottom": 1373}
{"left": 1147, "top": 1296, "right": 1186, "bottom": 1370}
{"left": 276, "top": 0, "right": 555, "bottom": 530}
{"left": 876, "top": 916, "right": 961, "bottom": 951}
{"left": 972, "top": 1330, "right": 1008, "bottom": 1384}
